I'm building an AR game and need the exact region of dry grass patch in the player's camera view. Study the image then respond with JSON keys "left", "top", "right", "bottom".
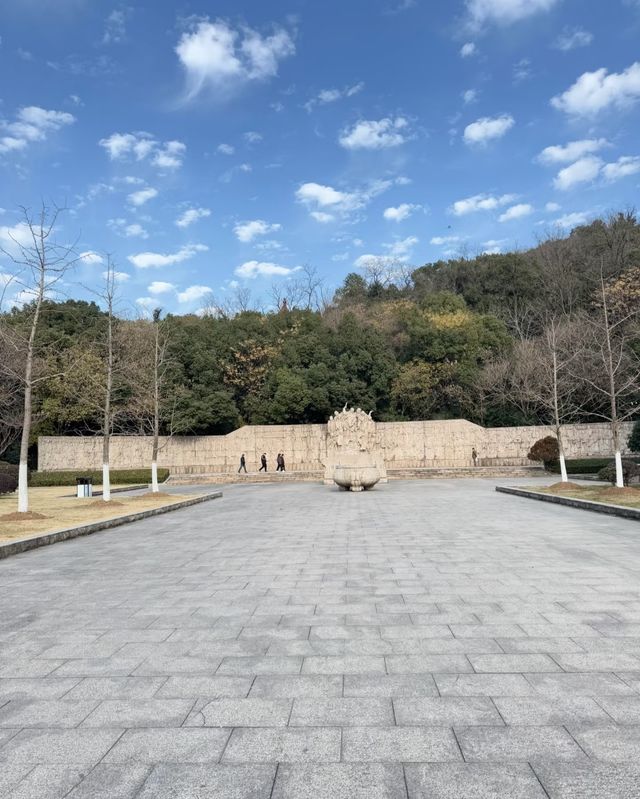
{"left": 0, "top": 486, "right": 188, "bottom": 542}
{"left": 536, "top": 482, "right": 640, "bottom": 509}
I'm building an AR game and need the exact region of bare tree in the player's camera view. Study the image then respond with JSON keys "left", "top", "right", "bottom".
{"left": 571, "top": 261, "right": 640, "bottom": 487}
{"left": 0, "top": 204, "right": 77, "bottom": 513}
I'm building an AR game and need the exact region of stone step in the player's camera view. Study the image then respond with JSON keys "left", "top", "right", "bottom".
{"left": 387, "top": 467, "right": 542, "bottom": 479}
{"left": 166, "top": 471, "right": 324, "bottom": 485}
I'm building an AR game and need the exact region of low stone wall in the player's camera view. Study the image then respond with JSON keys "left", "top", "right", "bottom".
{"left": 38, "top": 420, "right": 635, "bottom": 474}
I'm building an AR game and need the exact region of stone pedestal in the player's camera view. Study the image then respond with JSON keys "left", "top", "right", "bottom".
{"left": 324, "top": 407, "right": 387, "bottom": 491}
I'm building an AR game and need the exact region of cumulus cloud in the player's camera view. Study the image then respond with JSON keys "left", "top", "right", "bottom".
{"left": 178, "top": 285, "right": 213, "bottom": 303}
{"left": 0, "top": 106, "right": 75, "bottom": 155}
{"left": 460, "top": 42, "right": 477, "bottom": 57}
{"left": 0, "top": 222, "right": 34, "bottom": 248}
{"left": 234, "top": 219, "right": 281, "bottom": 243}
{"left": 217, "top": 143, "right": 235, "bottom": 155}
{"left": 243, "top": 131, "right": 263, "bottom": 144}
{"left": 462, "top": 89, "right": 478, "bottom": 104}
{"left": 296, "top": 182, "right": 352, "bottom": 208}
{"left": 553, "top": 156, "right": 603, "bottom": 190}
{"left": 538, "top": 138, "right": 608, "bottom": 164}
{"left": 79, "top": 250, "right": 104, "bottom": 264}
{"left": 310, "top": 211, "right": 335, "bottom": 223}
{"left": 106, "top": 270, "right": 130, "bottom": 282}
{"left": 498, "top": 203, "right": 534, "bottom": 222}
{"left": 108, "top": 218, "right": 149, "bottom": 239}
{"left": 551, "top": 62, "right": 640, "bottom": 116}
{"left": 235, "top": 260, "right": 300, "bottom": 278}
{"left": 148, "top": 281, "right": 176, "bottom": 295}
{"left": 304, "top": 82, "right": 363, "bottom": 112}
{"left": 482, "top": 239, "right": 507, "bottom": 254}
{"left": 176, "top": 207, "right": 211, "bottom": 228}
{"left": 175, "top": 19, "right": 295, "bottom": 100}
{"left": 383, "top": 203, "right": 420, "bottom": 222}
{"left": 545, "top": 202, "right": 561, "bottom": 212}
{"left": 127, "top": 187, "right": 158, "bottom": 207}
{"left": 296, "top": 178, "right": 402, "bottom": 218}
{"left": 430, "top": 235, "right": 460, "bottom": 246}
{"left": 128, "top": 243, "right": 208, "bottom": 269}
{"left": 602, "top": 155, "right": 640, "bottom": 181}
{"left": 102, "top": 8, "right": 129, "bottom": 45}
{"left": 553, "top": 27, "right": 593, "bottom": 51}
{"left": 385, "top": 235, "right": 419, "bottom": 260}
{"left": 99, "top": 132, "right": 186, "bottom": 170}
{"left": 466, "top": 0, "right": 559, "bottom": 29}
{"left": 450, "top": 193, "right": 517, "bottom": 216}
{"left": 463, "top": 114, "right": 514, "bottom": 145}
{"left": 553, "top": 211, "right": 591, "bottom": 228}
{"left": 339, "top": 117, "right": 410, "bottom": 150}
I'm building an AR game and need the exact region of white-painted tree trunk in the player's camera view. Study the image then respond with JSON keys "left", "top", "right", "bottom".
{"left": 615, "top": 450, "right": 624, "bottom": 488}
{"left": 151, "top": 461, "right": 159, "bottom": 493}
{"left": 559, "top": 452, "right": 568, "bottom": 483}
{"left": 102, "top": 463, "right": 111, "bottom": 502}
{"left": 17, "top": 462, "right": 29, "bottom": 513}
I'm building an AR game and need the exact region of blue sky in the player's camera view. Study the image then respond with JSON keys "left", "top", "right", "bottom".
{"left": 1, "top": 0, "right": 639, "bottom": 314}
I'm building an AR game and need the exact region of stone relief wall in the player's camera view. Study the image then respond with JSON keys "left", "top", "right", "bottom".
{"left": 38, "top": 419, "right": 635, "bottom": 473}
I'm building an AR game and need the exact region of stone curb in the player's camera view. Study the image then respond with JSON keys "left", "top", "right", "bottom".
{"left": 0, "top": 490, "right": 223, "bottom": 561}
{"left": 496, "top": 485, "right": 640, "bottom": 521}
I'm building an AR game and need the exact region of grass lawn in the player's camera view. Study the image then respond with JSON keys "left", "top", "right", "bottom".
{"left": 0, "top": 486, "right": 188, "bottom": 542}
{"left": 534, "top": 482, "right": 640, "bottom": 509}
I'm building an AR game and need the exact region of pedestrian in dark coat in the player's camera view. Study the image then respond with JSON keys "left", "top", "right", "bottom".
{"left": 259, "top": 453, "right": 267, "bottom": 472}
{"left": 238, "top": 454, "right": 247, "bottom": 473}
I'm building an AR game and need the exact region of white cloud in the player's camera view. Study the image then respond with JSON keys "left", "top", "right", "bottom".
{"left": 102, "top": 8, "right": 129, "bottom": 44}
{"left": 0, "top": 106, "right": 75, "bottom": 155}
{"left": 430, "top": 235, "right": 460, "bottom": 245}
{"left": 79, "top": 250, "right": 104, "bottom": 264}
{"left": 460, "top": 42, "right": 477, "bottom": 57}
{"left": 175, "top": 19, "right": 295, "bottom": 100}
{"left": 602, "top": 155, "right": 640, "bottom": 181}
{"left": 234, "top": 219, "right": 281, "bottom": 243}
{"left": 513, "top": 58, "right": 532, "bottom": 83}
{"left": 105, "top": 270, "right": 130, "bottom": 282}
{"left": 553, "top": 27, "right": 593, "bottom": 51}
{"left": 217, "top": 143, "right": 235, "bottom": 155}
{"left": 545, "top": 202, "right": 561, "bottom": 212}
{"left": 466, "top": 0, "right": 559, "bottom": 28}
{"left": 235, "top": 260, "right": 300, "bottom": 278}
{"left": 128, "top": 187, "right": 158, "bottom": 207}
{"left": 385, "top": 235, "right": 419, "bottom": 260}
{"left": 99, "top": 132, "right": 186, "bottom": 170}
{"left": 178, "top": 285, "right": 213, "bottom": 303}
{"left": 482, "top": 239, "right": 507, "bottom": 254}
{"left": 0, "top": 222, "right": 34, "bottom": 248}
{"left": 296, "top": 182, "right": 355, "bottom": 208}
{"left": 383, "top": 203, "right": 420, "bottom": 222}
{"left": 136, "top": 297, "right": 155, "bottom": 311}
{"left": 553, "top": 211, "right": 591, "bottom": 229}
{"left": 310, "top": 211, "right": 335, "bottom": 223}
{"left": 148, "top": 281, "right": 176, "bottom": 295}
{"left": 553, "top": 156, "right": 602, "bottom": 190}
{"left": 464, "top": 114, "right": 514, "bottom": 145}
{"left": 551, "top": 62, "right": 640, "bottom": 116}
{"left": 128, "top": 243, "right": 208, "bottom": 269}
{"left": 108, "top": 218, "right": 149, "bottom": 239}
{"left": 462, "top": 89, "right": 478, "bottom": 104}
{"left": 296, "top": 178, "right": 401, "bottom": 218}
{"left": 304, "top": 82, "right": 364, "bottom": 112}
{"left": 339, "top": 117, "right": 410, "bottom": 150}
{"left": 450, "top": 193, "right": 517, "bottom": 216}
{"left": 243, "top": 131, "right": 263, "bottom": 144}
{"left": 176, "top": 207, "right": 211, "bottom": 228}
{"left": 538, "top": 138, "right": 608, "bottom": 164}
{"left": 498, "top": 203, "right": 534, "bottom": 222}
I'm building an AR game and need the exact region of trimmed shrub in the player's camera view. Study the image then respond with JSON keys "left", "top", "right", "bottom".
{"left": 598, "top": 460, "right": 640, "bottom": 486}
{"left": 0, "top": 461, "right": 19, "bottom": 479}
{"left": 527, "top": 436, "right": 559, "bottom": 465}
{"left": 0, "top": 473, "right": 18, "bottom": 495}
{"left": 629, "top": 421, "right": 640, "bottom": 454}
{"left": 30, "top": 468, "right": 170, "bottom": 487}
{"left": 547, "top": 456, "right": 640, "bottom": 475}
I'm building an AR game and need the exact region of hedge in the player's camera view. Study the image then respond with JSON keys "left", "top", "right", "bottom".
{"left": 30, "top": 468, "right": 170, "bottom": 487}
{"left": 547, "top": 457, "right": 640, "bottom": 475}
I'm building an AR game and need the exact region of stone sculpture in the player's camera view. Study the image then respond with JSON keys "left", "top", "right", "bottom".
{"left": 324, "top": 406, "right": 386, "bottom": 491}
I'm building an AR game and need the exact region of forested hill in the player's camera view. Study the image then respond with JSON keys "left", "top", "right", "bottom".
{"left": 1, "top": 212, "right": 639, "bottom": 452}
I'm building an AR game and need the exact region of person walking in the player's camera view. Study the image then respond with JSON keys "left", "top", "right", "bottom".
{"left": 279, "top": 452, "right": 286, "bottom": 472}
{"left": 259, "top": 453, "right": 267, "bottom": 472}
{"left": 238, "top": 453, "right": 247, "bottom": 474}
{"left": 472, "top": 447, "right": 478, "bottom": 467}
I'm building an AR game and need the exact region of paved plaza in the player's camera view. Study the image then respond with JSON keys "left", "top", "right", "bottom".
{"left": 2, "top": 479, "right": 640, "bottom": 797}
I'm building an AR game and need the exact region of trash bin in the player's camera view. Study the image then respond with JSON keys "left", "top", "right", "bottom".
{"left": 76, "top": 477, "right": 93, "bottom": 498}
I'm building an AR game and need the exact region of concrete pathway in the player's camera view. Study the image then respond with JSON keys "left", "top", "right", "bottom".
{"left": 1, "top": 479, "right": 640, "bottom": 798}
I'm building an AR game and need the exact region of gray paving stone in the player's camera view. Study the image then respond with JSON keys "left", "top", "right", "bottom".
{"left": 570, "top": 724, "right": 640, "bottom": 761}
{"left": 156, "top": 675, "right": 252, "bottom": 699}
{"left": 0, "top": 762, "right": 33, "bottom": 796}
{"left": 223, "top": 727, "right": 341, "bottom": 762}
{"left": 104, "top": 728, "right": 231, "bottom": 763}
{"left": 0, "top": 699, "right": 98, "bottom": 728}
{"left": 5, "top": 766, "right": 84, "bottom": 798}
{"left": 63, "top": 677, "right": 167, "bottom": 700}
{"left": 290, "top": 698, "right": 394, "bottom": 726}
{"left": 136, "top": 764, "right": 276, "bottom": 799}
{"left": 394, "top": 697, "right": 503, "bottom": 726}
{"left": 184, "top": 698, "right": 292, "bottom": 727}
{"left": 385, "top": 655, "right": 473, "bottom": 673}
{"left": 342, "top": 726, "right": 461, "bottom": 762}
{"left": 525, "top": 672, "right": 636, "bottom": 696}
{"left": 65, "top": 764, "right": 152, "bottom": 798}
{"left": 405, "top": 763, "right": 548, "bottom": 798}
{"left": 217, "top": 656, "right": 303, "bottom": 675}
{"left": 249, "top": 675, "right": 343, "bottom": 698}
{"left": 272, "top": 763, "right": 406, "bottom": 799}
{"left": 132, "top": 655, "right": 222, "bottom": 676}
{"left": 596, "top": 695, "right": 640, "bottom": 724}
{"left": 496, "top": 637, "right": 585, "bottom": 654}
{"left": 53, "top": 658, "right": 144, "bottom": 677}
{"left": 553, "top": 653, "right": 640, "bottom": 672}
{"left": 435, "top": 674, "right": 535, "bottom": 696}
{"left": 0, "top": 728, "right": 123, "bottom": 766}
{"left": 494, "top": 696, "right": 613, "bottom": 725}
{"left": 457, "top": 726, "right": 587, "bottom": 762}
{"left": 533, "top": 761, "right": 640, "bottom": 798}
{"left": 301, "top": 656, "right": 386, "bottom": 674}
{"left": 0, "top": 660, "right": 66, "bottom": 678}
{"left": 0, "top": 678, "right": 81, "bottom": 701}
{"left": 81, "top": 699, "right": 192, "bottom": 728}
{"left": 344, "top": 674, "right": 438, "bottom": 697}
{"left": 468, "top": 654, "right": 561, "bottom": 673}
